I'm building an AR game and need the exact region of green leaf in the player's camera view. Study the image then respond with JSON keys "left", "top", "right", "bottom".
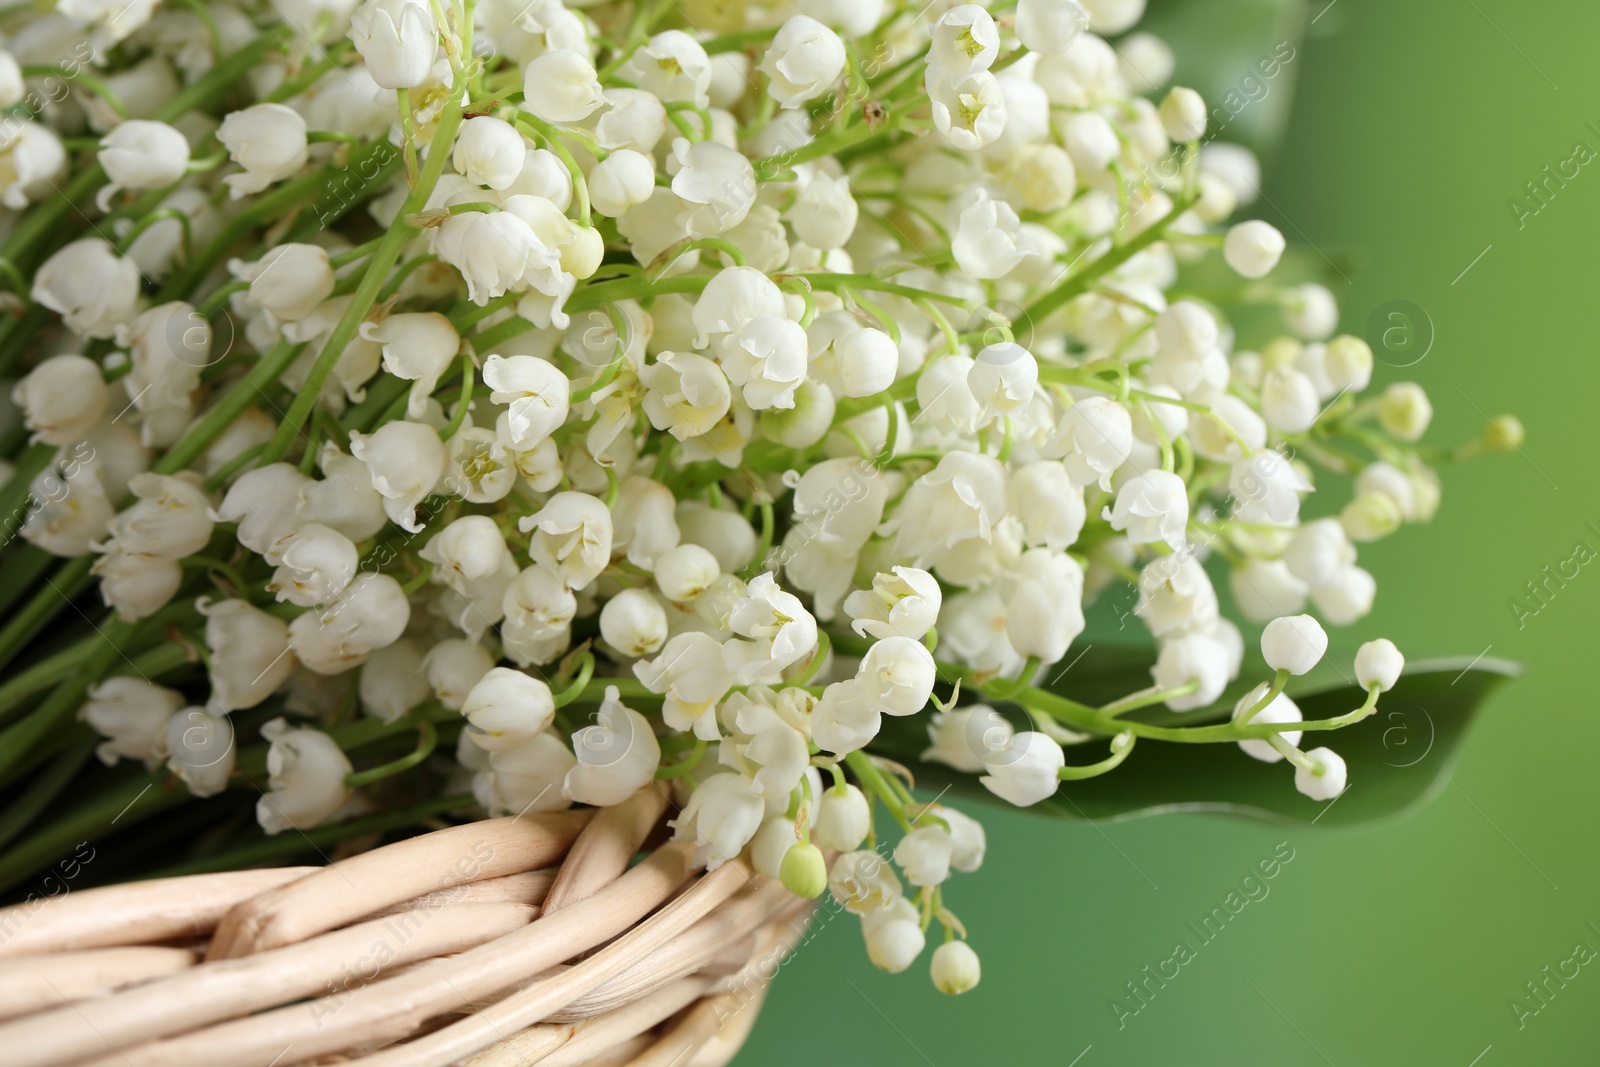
{"left": 871, "top": 655, "right": 1518, "bottom": 828}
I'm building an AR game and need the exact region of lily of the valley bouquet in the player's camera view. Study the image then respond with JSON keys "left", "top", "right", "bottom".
{"left": 0, "top": 0, "right": 1518, "bottom": 1043}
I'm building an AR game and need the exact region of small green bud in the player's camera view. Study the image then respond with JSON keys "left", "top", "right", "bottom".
{"left": 779, "top": 841, "right": 828, "bottom": 898}
{"left": 1483, "top": 414, "right": 1525, "bottom": 453}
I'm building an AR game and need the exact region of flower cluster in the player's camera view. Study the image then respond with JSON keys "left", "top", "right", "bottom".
{"left": 0, "top": 0, "right": 1518, "bottom": 994}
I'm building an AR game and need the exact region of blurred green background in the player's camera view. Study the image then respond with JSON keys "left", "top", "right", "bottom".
{"left": 739, "top": 1, "right": 1599, "bottom": 1063}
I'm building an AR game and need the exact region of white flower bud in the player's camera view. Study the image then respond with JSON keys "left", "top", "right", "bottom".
{"left": 929, "top": 69, "right": 1006, "bottom": 150}
{"left": 1355, "top": 638, "right": 1404, "bottom": 692}
{"left": 787, "top": 171, "right": 856, "bottom": 250}
{"left": 1311, "top": 564, "right": 1376, "bottom": 626}
{"left": 523, "top": 48, "right": 604, "bottom": 122}
{"left": 1007, "top": 143, "right": 1078, "bottom": 212}
{"left": 599, "top": 587, "right": 669, "bottom": 657}
{"left": 348, "top": 420, "right": 445, "bottom": 533}
{"left": 106, "top": 472, "right": 213, "bottom": 558}
{"left": 483, "top": 353, "right": 569, "bottom": 449}
{"left": 1283, "top": 518, "right": 1354, "bottom": 588}
{"left": 1158, "top": 85, "right": 1206, "bottom": 142}
{"left": 654, "top": 543, "right": 722, "bottom": 602}
{"left": 1324, "top": 335, "right": 1374, "bottom": 392}
{"left": 930, "top": 5, "right": 999, "bottom": 75}
{"left": 830, "top": 849, "right": 902, "bottom": 914}
{"left": 588, "top": 149, "right": 655, "bottom": 218}
{"left": 462, "top": 667, "right": 556, "bottom": 751}
{"left": 670, "top": 138, "right": 756, "bottom": 237}
{"left": 453, "top": 116, "right": 524, "bottom": 190}
{"left": 348, "top": 0, "right": 436, "bottom": 88}
{"left": 0, "top": 123, "right": 66, "bottom": 210}
{"left": 815, "top": 783, "right": 871, "bottom": 851}
{"left": 1224, "top": 219, "right": 1285, "bottom": 279}
{"left": 595, "top": 88, "right": 667, "bottom": 155}
{"left": 1016, "top": 0, "right": 1087, "bottom": 55}
{"left": 1051, "top": 395, "right": 1132, "bottom": 489}
{"left": 31, "top": 239, "right": 140, "bottom": 339}
{"left": 845, "top": 567, "right": 941, "bottom": 642}
{"left": 1260, "top": 365, "right": 1321, "bottom": 434}
{"left": 288, "top": 572, "right": 411, "bottom": 674}
{"left": 621, "top": 30, "right": 711, "bottom": 107}
{"left": 931, "top": 940, "right": 982, "bottom": 995}
{"left": 862, "top": 897, "right": 925, "bottom": 973}
{"left": 563, "top": 686, "right": 661, "bottom": 806}
{"left": 980, "top": 730, "right": 1064, "bottom": 807}
{"left": 1378, "top": 382, "right": 1432, "bottom": 441}
{"left": 953, "top": 190, "right": 1027, "bottom": 279}
{"left": 268, "top": 523, "right": 357, "bottom": 606}
{"left": 1229, "top": 558, "right": 1308, "bottom": 623}
{"left": 81, "top": 677, "right": 183, "bottom": 767}
{"left": 760, "top": 16, "right": 846, "bottom": 107}
{"left": 811, "top": 679, "right": 881, "bottom": 755}
{"left": 968, "top": 342, "right": 1038, "bottom": 417}
{"left": 922, "top": 704, "right": 1012, "bottom": 773}
{"left": 671, "top": 772, "right": 766, "bottom": 869}
{"left": 1342, "top": 491, "right": 1402, "bottom": 542}
{"left": 92, "top": 549, "right": 183, "bottom": 622}
{"left": 1283, "top": 283, "right": 1338, "bottom": 340}
{"left": 518, "top": 491, "right": 613, "bottom": 590}
{"left": 0, "top": 52, "right": 20, "bottom": 110}
{"left": 360, "top": 638, "right": 430, "bottom": 723}
{"left": 165, "top": 707, "right": 235, "bottom": 798}
{"left": 1233, "top": 682, "right": 1303, "bottom": 763}
{"left": 257, "top": 718, "right": 353, "bottom": 835}
{"left": 1104, "top": 470, "right": 1189, "bottom": 551}
{"left": 96, "top": 120, "right": 189, "bottom": 210}
{"left": 834, "top": 327, "right": 899, "bottom": 397}
{"left": 640, "top": 350, "right": 732, "bottom": 440}
{"left": 420, "top": 514, "right": 508, "bottom": 588}
{"left": 13, "top": 354, "right": 108, "bottom": 446}
{"left": 1008, "top": 462, "right": 1086, "bottom": 551}
{"left": 230, "top": 243, "right": 335, "bottom": 324}
{"left": 1152, "top": 633, "right": 1230, "bottom": 711}
{"left": 1295, "top": 747, "right": 1347, "bottom": 801}
{"left": 475, "top": 732, "right": 577, "bottom": 816}
{"left": 218, "top": 103, "right": 308, "bottom": 198}
{"left": 1261, "top": 614, "right": 1327, "bottom": 675}
{"left": 417, "top": 638, "right": 492, "bottom": 711}
{"left": 894, "top": 825, "right": 953, "bottom": 887}
{"left": 857, "top": 635, "right": 936, "bottom": 716}
{"left": 212, "top": 463, "right": 310, "bottom": 556}
{"left": 201, "top": 598, "right": 296, "bottom": 713}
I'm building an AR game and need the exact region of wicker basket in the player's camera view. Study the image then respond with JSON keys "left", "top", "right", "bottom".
{"left": 0, "top": 786, "right": 809, "bottom": 1066}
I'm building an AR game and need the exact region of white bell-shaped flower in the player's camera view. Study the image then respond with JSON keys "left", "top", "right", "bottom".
{"left": 1151, "top": 632, "right": 1230, "bottom": 711}
{"left": 518, "top": 491, "right": 612, "bottom": 590}
{"left": 967, "top": 341, "right": 1038, "bottom": 416}
{"left": 928, "top": 69, "right": 1006, "bottom": 150}
{"left": 218, "top": 103, "right": 308, "bottom": 198}
{"left": 1004, "top": 549, "right": 1085, "bottom": 663}
{"left": 980, "top": 730, "right": 1064, "bottom": 806}
{"left": 421, "top": 638, "right": 494, "bottom": 710}
{"left": 833, "top": 327, "right": 899, "bottom": 398}
{"left": 670, "top": 138, "right": 756, "bottom": 237}
{"left": 453, "top": 116, "right": 525, "bottom": 190}
{"left": 267, "top": 523, "right": 358, "bottom": 606}
{"left": 622, "top": 30, "right": 712, "bottom": 106}
{"left": 523, "top": 48, "right": 604, "bottom": 122}
{"left": 200, "top": 598, "right": 297, "bottom": 713}
{"left": 361, "top": 638, "right": 431, "bottom": 723}
{"left": 360, "top": 312, "right": 459, "bottom": 419}
{"left": 655, "top": 543, "right": 723, "bottom": 602}
{"left": 104, "top": 472, "right": 213, "bottom": 558}
{"left": 640, "top": 350, "right": 732, "bottom": 440}
{"left": 1261, "top": 614, "right": 1328, "bottom": 675}
{"left": 210, "top": 463, "right": 310, "bottom": 556}
{"left": 931, "top": 940, "right": 982, "bottom": 995}
{"left": 475, "top": 732, "right": 576, "bottom": 815}
{"left": 484, "top": 353, "right": 570, "bottom": 448}
{"left": 433, "top": 209, "right": 550, "bottom": 306}
{"left": 1159, "top": 85, "right": 1207, "bottom": 142}
{"left": 347, "top": 0, "right": 436, "bottom": 88}
{"left": 256, "top": 718, "right": 353, "bottom": 835}
{"left": 595, "top": 89, "right": 668, "bottom": 154}
{"left": 0, "top": 123, "right": 66, "bottom": 209}
{"left": 599, "top": 587, "right": 669, "bottom": 657}
{"left": 930, "top": 5, "right": 999, "bottom": 75}
{"left": 723, "top": 572, "right": 819, "bottom": 683}
{"left": 894, "top": 452, "right": 1008, "bottom": 564}
{"left": 165, "top": 707, "right": 235, "bottom": 798}
{"left": 589, "top": 149, "right": 656, "bottom": 218}
{"left": 635, "top": 631, "right": 738, "bottom": 738}
{"left": 461, "top": 666, "right": 556, "bottom": 751}
{"left": 815, "top": 783, "right": 871, "bottom": 851}
{"left": 13, "top": 354, "right": 108, "bottom": 446}
{"left": 96, "top": 120, "right": 189, "bottom": 210}
{"left": 759, "top": 15, "right": 846, "bottom": 108}
{"left": 1135, "top": 555, "right": 1219, "bottom": 638}
{"left": 1051, "top": 395, "right": 1133, "bottom": 489}
{"left": 894, "top": 825, "right": 953, "bottom": 887}
{"left": 830, "top": 849, "right": 903, "bottom": 914}
{"left": 229, "top": 243, "right": 336, "bottom": 324}
{"left": 1356, "top": 638, "right": 1404, "bottom": 692}
{"left": 348, "top": 420, "right": 446, "bottom": 533}
{"left": 671, "top": 771, "right": 767, "bottom": 869}
{"left": 862, "top": 896, "right": 925, "bottom": 973}
{"left": 845, "top": 566, "right": 941, "bottom": 642}
{"left": 722, "top": 314, "right": 808, "bottom": 410}
{"left": 1295, "top": 747, "right": 1348, "bottom": 801}
{"left": 1104, "top": 470, "right": 1189, "bottom": 551}
{"left": 288, "top": 572, "right": 411, "bottom": 674}
{"left": 922, "top": 704, "right": 1013, "bottom": 772}
{"left": 1016, "top": 0, "right": 1088, "bottom": 54}
{"left": 31, "top": 238, "right": 141, "bottom": 339}
{"left": 80, "top": 677, "right": 183, "bottom": 768}
{"left": 564, "top": 686, "right": 661, "bottom": 806}
{"left": 1224, "top": 219, "right": 1285, "bottom": 279}
{"left": 92, "top": 548, "right": 183, "bottom": 622}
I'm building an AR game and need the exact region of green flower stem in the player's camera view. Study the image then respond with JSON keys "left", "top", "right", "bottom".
{"left": 845, "top": 749, "right": 912, "bottom": 832}
{"left": 655, "top": 736, "right": 707, "bottom": 780}
{"left": 343, "top": 715, "right": 439, "bottom": 788}
{"left": 261, "top": 86, "right": 469, "bottom": 464}
{"left": 0, "top": 555, "right": 93, "bottom": 675}
{"left": 1058, "top": 733, "right": 1135, "bottom": 780}
{"left": 0, "top": 544, "right": 54, "bottom": 615}
{"left": 439, "top": 358, "right": 475, "bottom": 441}
{"left": 0, "top": 737, "right": 95, "bottom": 852}
{"left": 510, "top": 113, "right": 595, "bottom": 224}
{"left": 155, "top": 339, "right": 306, "bottom": 474}
{"left": 0, "top": 767, "right": 191, "bottom": 894}
{"left": 1022, "top": 190, "right": 1200, "bottom": 328}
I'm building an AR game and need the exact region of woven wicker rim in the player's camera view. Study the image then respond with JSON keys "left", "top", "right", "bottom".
{"left": 0, "top": 786, "right": 811, "bottom": 1066}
